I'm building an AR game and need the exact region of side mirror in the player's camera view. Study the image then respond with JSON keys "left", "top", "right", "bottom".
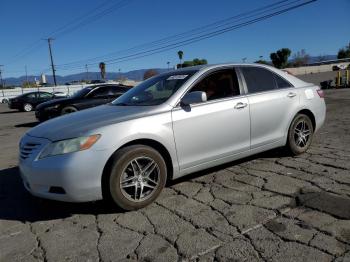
{"left": 181, "top": 91, "right": 207, "bottom": 106}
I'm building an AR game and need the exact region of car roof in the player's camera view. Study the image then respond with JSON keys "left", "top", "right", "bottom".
{"left": 171, "top": 63, "right": 309, "bottom": 87}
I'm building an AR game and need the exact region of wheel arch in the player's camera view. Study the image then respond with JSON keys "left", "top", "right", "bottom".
{"left": 101, "top": 138, "right": 174, "bottom": 200}
{"left": 296, "top": 108, "right": 316, "bottom": 130}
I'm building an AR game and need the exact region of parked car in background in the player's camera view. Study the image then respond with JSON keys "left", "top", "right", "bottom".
{"left": 0, "top": 97, "right": 9, "bottom": 103}
{"left": 35, "top": 84, "right": 131, "bottom": 121}
{"left": 20, "top": 64, "right": 326, "bottom": 210}
{"left": 8, "top": 91, "right": 58, "bottom": 112}
{"left": 332, "top": 64, "right": 347, "bottom": 71}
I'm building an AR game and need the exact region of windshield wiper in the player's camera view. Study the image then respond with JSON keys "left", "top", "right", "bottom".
{"left": 113, "top": 102, "right": 130, "bottom": 106}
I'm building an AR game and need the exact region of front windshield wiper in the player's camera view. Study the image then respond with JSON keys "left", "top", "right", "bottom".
{"left": 113, "top": 102, "right": 130, "bottom": 106}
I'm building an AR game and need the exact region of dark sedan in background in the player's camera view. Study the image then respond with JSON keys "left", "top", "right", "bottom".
{"left": 35, "top": 84, "right": 131, "bottom": 121}
{"left": 8, "top": 91, "right": 61, "bottom": 112}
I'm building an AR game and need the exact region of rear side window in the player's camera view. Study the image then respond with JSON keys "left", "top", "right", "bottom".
{"left": 26, "top": 93, "right": 36, "bottom": 98}
{"left": 274, "top": 74, "right": 293, "bottom": 89}
{"left": 241, "top": 67, "right": 275, "bottom": 93}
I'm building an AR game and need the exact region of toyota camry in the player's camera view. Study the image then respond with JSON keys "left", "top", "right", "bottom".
{"left": 19, "top": 64, "right": 326, "bottom": 210}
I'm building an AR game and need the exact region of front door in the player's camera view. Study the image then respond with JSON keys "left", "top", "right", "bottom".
{"left": 171, "top": 68, "right": 250, "bottom": 170}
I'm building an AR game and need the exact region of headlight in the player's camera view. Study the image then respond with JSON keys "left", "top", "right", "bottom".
{"left": 38, "top": 134, "right": 100, "bottom": 159}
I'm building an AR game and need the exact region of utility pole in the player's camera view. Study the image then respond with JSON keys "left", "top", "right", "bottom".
{"left": 167, "top": 61, "right": 170, "bottom": 70}
{"left": 0, "top": 65, "right": 4, "bottom": 97}
{"left": 0, "top": 65, "right": 3, "bottom": 87}
{"left": 25, "top": 65, "right": 28, "bottom": 83}
{"left": 85, "top": 64, "right": 89, "bottom": 82}
{"left": 45, "top": 38, "right": 57, "bottom": 86}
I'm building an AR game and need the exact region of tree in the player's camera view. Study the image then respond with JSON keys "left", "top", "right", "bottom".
{"left": 177, "top": 50, "right": 184, "bottom": 68}
{"left": 181, "top": 58, "right": 208, "bottom": 68}
{"left": 99, "top": 62, "right": 106, "bottom": 80}
{"left": 337, "top": 42, "right": 350, "bottom": 59}
{"left": 270, "top": 48, "right": 291, "bottom": 69}
{"left": 254, "top": 60, "right": 270, "bottom": 65}
{"left": 143, "top": 69, "right": 158, "bottom": 80}
{"left": 291, "top": 49, "right": 310, "bottom": 67}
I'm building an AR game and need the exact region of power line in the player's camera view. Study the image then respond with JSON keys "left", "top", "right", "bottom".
{"left": 4, "top": 0, "right": 134, "bottom": 66}
{"left": 56, "top": 0, "right": 316, "bottom": 71}
{"left": 55, "top": 0, "right": 293, "bottom": 69}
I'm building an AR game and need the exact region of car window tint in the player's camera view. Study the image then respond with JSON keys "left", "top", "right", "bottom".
{"left": 87, "top": 86, "right": 110, "bottom": 98}
{"left": 190, "top": 69, "right": 240, "bottom": 101}
{"left": 26, "top": 93, "right": 36, "bottom": 98}
{"left": 109, "top": 86, "right": 128, "bottom": 95}
{"left": 241, "top": 67, "right": 276, "bottom": 93}
{"left": 274, "top": 73, "right": 293, "bottom": 89}
{"left": 39, "top": 92, "right": 52, "bottom": 98}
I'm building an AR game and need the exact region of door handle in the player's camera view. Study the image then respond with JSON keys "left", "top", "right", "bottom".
{"left": 234, "top": 102, "right": 247, "bottom": 109}
{"left": 287, "top": 92, "right": 297, "bottom": 98}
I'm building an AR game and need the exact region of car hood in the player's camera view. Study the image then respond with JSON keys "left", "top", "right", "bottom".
{"left": 36, "top": 97, "right": 73, "bottom": 110}
{"left": 27, "top": 104, "right": 159, "bottom": 141}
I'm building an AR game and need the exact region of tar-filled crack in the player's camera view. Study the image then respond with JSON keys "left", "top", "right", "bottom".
{"left": 263, "top": 223, "right": 336, "bottom": 258}
{"left": 95, "top": 215, "right": 103, "bottom": 262}
{"left": 243, "top": 234, "right": 268, "bottom": 262}
{"left": 28, "top": 223, "right": 47, "bottom": 262}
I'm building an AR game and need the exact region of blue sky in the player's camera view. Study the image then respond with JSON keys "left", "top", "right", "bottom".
{"left": 1, "top": 0, "right": 349, "bottom": 77}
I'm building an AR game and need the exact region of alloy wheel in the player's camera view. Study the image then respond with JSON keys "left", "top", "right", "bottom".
{"left": 293, "top": 119, "right": 311, "bottom": 148}
{"left": 119, "top": 156, "right": 160, "bottom": 202}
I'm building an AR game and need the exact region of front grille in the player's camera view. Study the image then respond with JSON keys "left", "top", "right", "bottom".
{"left": 20, "top": 142, "right": 41, "bottom": 160}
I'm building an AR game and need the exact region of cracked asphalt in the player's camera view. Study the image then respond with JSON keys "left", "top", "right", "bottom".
{"left": 1, "top": 89, "right": 350, "bottom": 262}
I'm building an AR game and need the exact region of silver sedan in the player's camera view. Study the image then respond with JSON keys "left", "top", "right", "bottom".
{"left": 19, "top": 63, "right": 326, "bottom": 210}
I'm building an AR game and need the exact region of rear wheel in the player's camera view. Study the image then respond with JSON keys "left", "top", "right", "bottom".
{"left": 61, "top": 106, "right": 78, "bottom": 115}
{"left": 107, "top": 145, "right": 167, "bottom": 210}
{"left": 286, "top": 114, "right": 314, "bottom": 155}
{"left": 23, "top": 103, "right": 33, "bottom": 112}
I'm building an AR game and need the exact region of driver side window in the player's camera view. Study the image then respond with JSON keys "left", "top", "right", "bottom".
{"left": 189, "top": 69, "right": 240, "bottom": 102}
{"left": 87, "top": 86, "right": 110, "bottom": 98}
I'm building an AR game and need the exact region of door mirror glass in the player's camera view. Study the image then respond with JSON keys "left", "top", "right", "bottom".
{"left": 181, "top": 91, "right": 207, "bottom": 106}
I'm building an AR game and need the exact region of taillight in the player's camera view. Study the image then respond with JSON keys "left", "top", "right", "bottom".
{"left": 316, "top": 89, "right": 324, "bottom": 98}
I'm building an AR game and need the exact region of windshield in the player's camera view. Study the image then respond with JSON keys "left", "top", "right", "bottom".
{"left": 71, "top": 87, "right": 93, "bottom": 98}
{"left": 112, "top": 71, "right": 196, "bottom": 106}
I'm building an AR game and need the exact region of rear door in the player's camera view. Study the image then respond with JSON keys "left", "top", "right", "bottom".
{"left": 172, "top": 68, "right": 250, "bottom": 170}
{"left": 240, "top": 66, "right": 300, "bottom": 148}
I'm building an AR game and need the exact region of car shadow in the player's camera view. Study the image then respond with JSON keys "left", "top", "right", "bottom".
{"left": 1, "top": 148, "right": 349, "bottom": 224}
{"left": 15, "top": 122, "right": 39, "bottom": 128}
{"left": 0, "top": 110, "right": 20, "bottom": 114}
{"left": 0, "top": 167, "right": 122, "bottom": 223}
{"left": 168, "top": 147, "right": 290, "bottom": 186}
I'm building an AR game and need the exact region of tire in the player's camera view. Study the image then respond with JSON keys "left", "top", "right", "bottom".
{"left": 2, "top": 98, "right": 8, "bottom": 104}
{"left": 107, "top": 145, "right": 167, "bottom": 210}
{"left": 61, "top": 106, "right": 78, "bottom": 115}
{"left": 23, "top": 103, "right": 33, "bottom": 112}
{"left": 286, "top": 114, "right": 314, "bottom": 155}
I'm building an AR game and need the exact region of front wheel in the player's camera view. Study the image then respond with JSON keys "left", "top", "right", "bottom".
{"left": 23, "top": 103, "right": 33, "bottom": 112}
{"left": 107, "top": 145, "right": 167, "bottom": 210}
{"left": 61, "top": 106, "right": 78, "bottom": 115}
{"left": 286, "top": 114, "right": 314, "bottom": 155}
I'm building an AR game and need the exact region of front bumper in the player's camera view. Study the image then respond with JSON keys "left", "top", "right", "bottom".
{"left": 19, "top": 134, "right": 110, "bottom": 202}
{"left": 35, "top": 108, "right": 60, "bottom": 121}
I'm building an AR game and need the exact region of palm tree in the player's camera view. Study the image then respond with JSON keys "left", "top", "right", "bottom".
{"left": 99, "top": 62, "right": 106, "bottom": 80}
{"left": 177, "top": 50, "right": 184, "bottom": 68}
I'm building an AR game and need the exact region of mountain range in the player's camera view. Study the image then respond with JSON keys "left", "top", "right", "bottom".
{"left": 3, "top": 68, "right": 169, "bottom": 86}
{"left": 3, "top": 55, "right": 338, "bottom": 86}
